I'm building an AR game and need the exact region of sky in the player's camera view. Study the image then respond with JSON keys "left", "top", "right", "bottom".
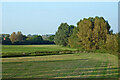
{"left": 2, "top": 2, "right": 118, "bottom": 35}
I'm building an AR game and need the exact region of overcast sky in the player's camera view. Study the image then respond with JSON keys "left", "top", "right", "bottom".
{"left": 2, "top": 2, "right": 118, "bottom": 35}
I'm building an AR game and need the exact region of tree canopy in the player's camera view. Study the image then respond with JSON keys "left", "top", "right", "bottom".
{"left": 68, "top": 16, "right": 118, "bottom": 52}
{"left": 54, "top": 23, "right": 75, "bottom": 46}
{"left": 2, "top": 32, "right": 55, "bottom": 45}
{"left": 1, "top": 16, "right": 118, "bottom": 53}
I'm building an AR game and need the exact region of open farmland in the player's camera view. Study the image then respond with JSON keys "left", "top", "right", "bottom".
{"left": 2, "top": 2, "right": 119, "bottom": 79}
{"left": 2, "top": 45, "right": 119, "bottom": 78}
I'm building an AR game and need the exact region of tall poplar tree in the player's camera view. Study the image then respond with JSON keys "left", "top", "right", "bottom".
{"left": 16, "top": 31, "right": 23, "bottom": 42}
{"left": 10, "top": 32, "right": 17, "bottom": 43}
{"left": 77, "top": 18, "right": 93, "bottom": 50}
{"left": 92, "top": 17, "right": 110, "bottom": 49}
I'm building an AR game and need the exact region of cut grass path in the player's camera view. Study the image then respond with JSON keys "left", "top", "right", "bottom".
{"left": 2, "top": 53, "right": 119, "bottom": 78}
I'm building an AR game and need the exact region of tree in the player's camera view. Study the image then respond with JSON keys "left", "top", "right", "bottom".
{"left": 77, "top": 18, "right": 93, "bottom": 50}
{"left": 26, "top": 35, "right": 43, "bottom": 44}
{"left": 2, "top": 36, "right": 12, "bottom": 45}
{"left": 54, "top": 23, "right": 75, "bottom": 46}
{"left": 118, "top": 33, "right": 120, "bottom": 53}
{"left": 68, "top": 27, "right": 81, "bottom": 48}
{"left": 48, "top": 35, "right": 55, "bottom": 42}
{"left": 92, "top": 17, "right": 110, "bottom": 49}
{"left": 10, "top": 32, "right": 17, "bottom": 44}
{"left": 33, "top": 35, "right": 43, "bottom": 42}
{"left": 106, "top": 34, "right": 118, "bottom": 52}
{"left": 9, "top": 31, "right": 25, "bottom": 44}
{"left": 16, "top": 31, "right": 24, "bottom": 42}
{"left": 69, "top": 16, "right": 111, "bottom": 50}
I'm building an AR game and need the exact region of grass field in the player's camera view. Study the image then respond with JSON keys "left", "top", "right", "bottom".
{"left": 2, "top": 45, "right": 119, "bottom": 78}
{"left": 2, "top": 45, "right": 77, "bottom": 53}
{"left": 2, "top": 45, "right": 77, "bottom": 57}
{"left": 2, "top": 46, "right": 119, "bottom": 78}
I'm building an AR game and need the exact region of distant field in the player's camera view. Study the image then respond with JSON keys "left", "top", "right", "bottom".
{"left": 2, "top": 45, "right": 77, "bottom": 57}
{"left": 2, "top": 53, "right": 118, "bottom": 78}
{"left": 2, "top": 45, "right": 76, "bottom": 53}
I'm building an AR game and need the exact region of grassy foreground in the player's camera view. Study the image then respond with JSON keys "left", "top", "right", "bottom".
{"left": 2, "top": 53, "right": 118, "bottom": 78}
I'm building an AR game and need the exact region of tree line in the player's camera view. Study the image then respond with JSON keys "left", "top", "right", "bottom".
{"left": 1, "top": 32, "right": 55, "bottom": 45}
{"left": 1, "top": 16, "right": 119, "bottom": 53}
{"left": 54, "top": 16, "right": 118, "bottom": 53}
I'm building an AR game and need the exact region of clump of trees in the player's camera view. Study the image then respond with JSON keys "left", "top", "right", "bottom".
{"left": 1, "top": 16, "right": 119, "bottom": 53}
{"left": 54, "top": 23, "right": 75, "bottom": 46}
{"left": 1, "top": 34, "right": 11, "bottom": 45}
{"left": 70, "top": 17, "right": 111, "bottom": 50}
{"left": 1, "top": 32, "right": 55, "bottom": 45}
{"left": 55, "top": 16, "right": 118, "bottom": 53}
{"left": 48, "top": 35, "right": 55, "bottom": 42}
{"left": 26, "top": 35, "right": 43, "bottom": 44}
{"left": 10, "top": 31, "right": 25, "bottom": 44}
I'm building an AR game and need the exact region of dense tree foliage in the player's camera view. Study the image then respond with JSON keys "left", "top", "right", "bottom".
{"left": 16, "top": 31, "right": 24, "bottom": 42}
{"left": 68, "top": 16, "right": 118, "bottom": 52}
{"left": 68, "top": 27, "right": 81, "bottom": 48}
{"left": 106, "top": 34, "right": 118, "bottom": 52}
{"left": 26, "top": 35, "right": 43, "bottom": 44}
{"left": 54, "top": 23, "right": 75, "bottom": 46}
{"left": 1, "top": 16, "right": 119, "bottom": 53}
{"left": 2, "top": 32, "right": 55, "bottom": 45}
{"left": 1, "top": 34, "right": 11, "bottom": 45}
{"left": 9, "top": 32, "right": 17, "bottom": 44}
{"left": 9, "top": 31, "right": 25, "bottom": 44}
{"left": 92, "top": 17, "right": 110, "bottom": 49}
{"left": 48, "top": 35, "right": 55, "bottom": 42}
{"left": 2, "top": 36, "right": 12, "bottom": 45}
{"left": 77, "top": 18, "right": 93, "bottom": 50}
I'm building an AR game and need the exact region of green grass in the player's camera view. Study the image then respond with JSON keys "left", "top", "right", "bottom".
{"left": 2, "top": 45, "right": 119, "bottom": 78}
{"left": 2, "top": 45, "right": 76, "bottom": 53}
{"left": 2, "top": 45, "right": 77, "bottom": 57}
{"left": 2, "top": 53, "right": 119, "bottom": 78}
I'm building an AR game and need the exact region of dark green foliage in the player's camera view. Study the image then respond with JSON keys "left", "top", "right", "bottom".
{"left": 48, "top": 35, "right": 55, "bottom": 41}
{"left": 2, "top": 37, "right": 12, "bottom": 45}
{"left": 54, "top": 23, "right": 75, "bottom": 46}
{"left": 2, "top": 32, "right": 55, "bottom": 45}
{"left": 68, "top": 27, "right": 81, "bottom": 48}
{"left": 26, "top": 35, "right": 43, "bottom": 44}
{"left": 27, "top": 35, "right": 43, "bottom": 42}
